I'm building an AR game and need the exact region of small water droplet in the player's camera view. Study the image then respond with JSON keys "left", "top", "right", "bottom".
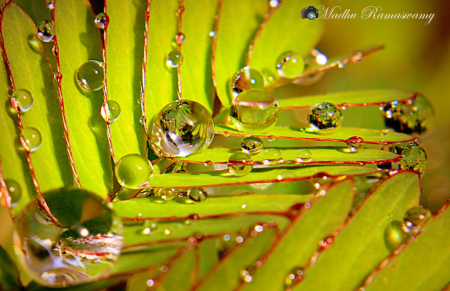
{"left": 403, "top": 206, "right": 431, "bottom": 233}
{"left": 115, "top": 154, "right": 153, "bottom": 189}
{"left": 384, "top": 220, "right": 407, "bottom": 252}
{"left": 269, "top": 0, "right": 281, "bottom": 8}
{"left": 345, "top": 136, "right": 365, "bottom": 152}
{"left": 337, "top": 61, "right": 345, "bottom": 68}
{"left": 188, "top": 187, "right": 208, "bottom": 202}
{"left": 204, "top": 160, "right": 212, "bottom": 167}
{"left": 263, "top": 148, "right": 282, "bottom": 165}
{"left": 147, "top": 279, "right": 154, "bottom": 287}
{"left": 166, "top": 50, "right": 183, "bottom": 68}
{"left": 175, "top": 32, "right": 186, "bottom": 45}
{"left": 223, "top": 131, "right": 230, "bottom": 137}
{"left": 241, "top": 136, "right": 264, "bottom": 155}
{"left": 94, "top": 12, "right": 109, "bottom": 30}
{"left": 277, "top": 171, "right": 295, "bottom": 181}
{"left": 141, "top": 221, "right": 157, "bottom": 235}
{"left": 241, "top": 204, "right": 247, "bottom": 209}
{"left": 267, "top": 135, "right": 276, "bottom": 142}
{"left": 230, "top": 66, "right": 265, "bottom": 99}
{"left": 164, "top": 229, "right": 171, "bottom": 235}
{"left": 53, "top": 71, "right": 62, "bottom": 83}
{"left": 240, "top": 267, "right": 254, "bottom": 283}
{"left": 150, "top": 100, "right": 215, "bottom": 157}
{"left": 178, "top": 5, "right": 185, "bottom": 14}
{"left": 11, "top": 89, "right": 33, "bottom": 112}
{"left": 101, "top": 100, "right": 121, "bottom": 123}
{"left": 285, "top": 267, "right": 303, "bottom": 286}
{"left": 307, "top": 102, "right": 343, "bottom": 134}
{"left": 76, "top": 60, "right": 105, "bottom": 91}
{"left": 139, "top": 116, "right": 147, "bottom": 125}
{"left": 381, "top": 129, "right": 390, "bottom": 136}
{"left": 351, "top": 51, "right": 364, "bottom": 62}
{"left": 20, "top": 127, "right": 42, "bottom": 152}
{"left": 228, "top": 152, "right": 253, "bottom": 176}
{"left": 276, "top": 51, "right": 305, "bottom": 79}
{"left": 37, "top": 20, "right": 54, "bottom": 42}
{"left": 340, "top": 103, "right": 348, "bottom": 110}
{"left": 52, "top": 44, "right": 59, "bottom": 57}
{"left": 46, "top": 0, "right": 55, "bottom": 9}
{"left": 209, "top": 30, "right": 216, "bottom": 37}
{"left": 296, "top": 149, "right": 312, "bottom": 162}
{"left": 5, "top": 179, "right": 21, "bottom": 206}
{"left": 318, "top": 236, "right": 334, "bottom": 250}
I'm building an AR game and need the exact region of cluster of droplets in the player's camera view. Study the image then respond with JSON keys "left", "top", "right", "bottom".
{"left": 380, "top": 141, "right": 427, "bottom": 177}
{"left": 152, "top": 186, "right": 208, "bottom": 203}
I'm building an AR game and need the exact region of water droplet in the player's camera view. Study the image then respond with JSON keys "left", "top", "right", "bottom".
{"left": 139, "top": 116, "right": 147, "bottom": 125}
{"left": 203, "top": 160, "right": 213, "bottom": 167}
{"left": 5, "top": 179, "right": 21, "bottom": 206}
{"left": 403, "top": 206, "right": 431, "bottom": 233}
{"left": 340, "top": 103, "right": 348, "bottom": 110}
{"left": 155, "top": 188, "right": 178, "bottom": 201}
{"left": 267, "top": 135, "right": 276, "bottom": 142}
{"left": 150, "top": 100, "right": 215, "bottom": 157}
{"left": 228, "top": 152, "right": 253, "bottom": 176}
{"left": 14, "top": 188, "right": 123, "bottom": 287}
{"left": 46, "top": 0, "right": 55, "bottom": 9}
{"left": 381, "top": 129, "right": 390, "bottom": 136}
{"left": 223, "top": 131, "right": 230, "bottom": 137}
{"left": 277, "top": 171, "right": 295, "bottom": 181}
{"left": 166, "top": 50, "right": 183, "bottom": 68}
{"left": 175, "top": 32, "right": 186, "bottom": 45}
{"left": 76, "top": 60, "right": 104, "bottom": 91}
{"left": 384, "top": 220, "right": 407, "bottom": 252}
{"left": 276, "top": 51, "right": 305, "bottom": 79}
{"left": 337, "top": 61, "right": 345, "bottom": 68}
{"left": 37, "top": 20, "right": 54, "bottom": 42}
{"left": 240, "top": 267, "right": 255, "bottom": 283}
{"left": 241, "top": 136, "right": 264, "bottom": 155}
{"left": 312, "top": 49, "right": 328, "bottom": 65}
{"left": 178, "top": 5, "right": 185, "bottom": 14}
{"left": 101, "top": 100, "right": 121, "bottom": 123}
{"left": 94, "top": 12, "right": 109, "bottom": 30}
{"left": 141, "top": 221, "right": 158, "bottom": 235}
{"left": 209, "top": 30, "right": 216, "bottom": 37}
{"left": 164, "top": 229, "right": 171, "bottom": 235}
{"left": 318, "top": 236, "right": 334, "bottom": 249}
{"left": 53, "top": 71, "right": 62, "bottom": 83}
{"left": 188, "top": 187, "right": 208, "bottom": 202}
{"left": 20, "top": 127, "right": 42, "bottom": 152}
{"left": 147, "top": 279, "right": 155, "bottom": 287}
{"left": 285, "top": 268, "right": 304, "bottom": 286}
{"left": 382, "top": 141, "right": 427, "bottom": 177}
{"left": 307, "top": 102, "right": 343, "bottom": 134}
{"left": 11, "top": 89, "right": 33, "bottom": 112}
{"left": 269, "top": 0, "right": 281, "bottom": 8}
{"left": 230, "top": 66, "right": 265, "bottom": 99}
{"left": 351, "top": 51, "right": 364, "bottom": 62}
{"left": 263, "top": 148, "right": 283, "bottom": 165}
{"left": 296, "top": 149, "right": 312, "bottom": 162}
{"left": 52, "top": 44, "right": 59, "bottom": 57}
{"left": 230, "top": 90, "right": 278, "bottom": 133}
{"left": 115, "top": 154, "right": 153, "bottom": 189}
{"left": 380, "top": 95, "right": 435, "bottom": 134}
{"left": 345, "top": 136, "right": 365, "bottom": 152}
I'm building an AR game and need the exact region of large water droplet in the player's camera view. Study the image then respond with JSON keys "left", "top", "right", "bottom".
{"left": 263, "top": 148, "right": 283, "bottom": 165}
{"left": 11, "top": 89, "right": 33, "bottom": 112}
{"left": 37, "top": 20, "right": 54, "bottom": 42}
{"left": 230, "top": 90, "right": 278, "bottom": 133}
{"left": 20, "top": 127, "right": 42, "bottom": 152}
{"left": 150, "top": 100, "right": 215, "bottom": 157}
{"left": 5, "top": 179, "right": 21, "bottom": 206}
{"left": 384, "top": 220, "right": 407, "bottom": 252}
{"left": 94, "top": 12, "right": 109, "bottom": 30}
{"left": 403, "top": 206, "right": 431, "bottom": 233}
{"left": 188, "top": 187, "right": 208, "bottom": 202}
{"left": 296, "top": 149, "right": 312, "bottom": 162}
{"left": 285, "top": 267, "right": 304, "bottom": 286}
{"left": 14, "top": 188, "right": 123, "bottom": 287}
{"left": 241, "top": 136, "right": 264, "bottom": 155}
{"left": 76, "top": 60, "right": 104, "bottom": 91}
{"left": 307, "top": 102, "right": 343, "bottom": 134}
{"left": 382, "top": 141, "right": 427, "bottom": 177}
{"left": 228, "top": 152, "right": 253, "bottom": 176}
{"left": 101, "top": 100, "right": 121, "bottom": 123}
{"left": 115, "top": 154, "right": 153, "bottom": 189}
{"left": 276, "top": 51, "right": 305, "bottom": 79}
{"left": 345, "top": 136, "right": 365, "bottom": 152}
{"left": 230, "top": 67, "right": 265, "bottom": 99}
{"left": 166, "top": 50, "right": 183, "bottom": 68}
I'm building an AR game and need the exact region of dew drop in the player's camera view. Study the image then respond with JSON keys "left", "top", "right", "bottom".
{"left": 403, "top": 206, "right": 431, "bottom": 233}
{"left": 384, "top": 220, "right": 407, "bottom": 252}
{"left": 76, "top": 60, "right": 105, "bottom": 91}
{"left": 337, "top": 61, "right": 345, "bottom": 68}
{"left": 382, "top": 141, "right": 427, "bottom": 177}
{"left": 46, "top": 0, "right": 55, "bottom": 9}
{"left": 5, "top": 179, "right": 21, "bottom": 206}
{"left": 94, "top": 12, "right": 109, "bottom": 30}
{"left": 53, "top": 72, "right": 62, "bottom": 83}
{"left": 230, "top": 90, "right": 278, "bottom": 133}
{"left": 178, "top": 5, "right": 185, "bottom": 14}
{"left": 175, "top": 32, "right": 186, "bottom": 45}
{"left": 20, "top": 127, "right": 42, "bottom": 152}
{"left": 14, "top": 188, "right": 123, "bottom": 287}
{"left": 101, "top": 100, "right": 121, "bottom": 123}
{"left": 115, "top": 154, "right": 153, "bottom": 189}
{"left": 11, "top": 89, "right": 33, "bottom": 112}
{"left": 285, "top": 268, "right": 304, "bottom": 286}
{"left": 267, "top": 135, "right": 276, "bottom": 142}
{"left": 164, "top": 229, "right": 171, "bottom": 235}
{"left": 351, "top": 51, "right": 364, "bottom": 62}
{"left": 228, "top": 152, "right": 253, "bottom": 176}
{"left": 204, "top": 160, "right": 213, "bottom": 167}
{"left": 345, "top": 136, "right": 365, "bottom": 152}
{"left": 241, "top": 136, "right": 264, "bottom": 155}
{"left": 240, "top": 267, "right": 255, "bottom": 283}
{"left": 269, "top": 0, "right": 281, "bottom": 8}
{"left": 307, "top": 102, "right": 343, "bottom": 134}
{"left": 52, "top": 44, "right": 59, "bottom": 57}
{"left": 318, "top": 236, "right": 334, "bottom": 250}
{"left": 263, "top": 148, "right": 283, "bottom": 165}
{"left": 141, "top": 221, "right": 158, "bottom": 235}
{"left": 276, "top": 51, "right": 305, "bottom": 79}
{"left": 147, "top": 279, "right": 155, "bottom": 287}
{"left": 156, "top": 188, "right": 177, "bottom": 201}
{"left": 230, "top": 66, "right": 265, "bottom": 99}
{"left": 37, "top": 20, "right": 54, "bottom": 42}
{"left": 223, "top": 131, "right": 230, "bottom": 137}
{"left": 381, "top": 129, "right": 390, "bottom": 136}
{"left": 188, "top": 187, "right": 208, "bottom": 202}
{"left": 166, "top": 50, "right": 183, "bottom": 68}
{"left": 209, "top": 30, "right": 216, "bottom": 37}
{"left": 277, "top": 171, "right": 295, "bottom": 181}
{"left": 139, "top": 116, "right": 147, "bottom": 125}
{"left": 296, "top": 149, "right": 312, "bottom": 163}
{"left": 150, "top": 100, "right": 215, "bottom": 157}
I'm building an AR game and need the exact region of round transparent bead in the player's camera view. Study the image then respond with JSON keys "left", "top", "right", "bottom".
{"left": 345, "top": 136, "right": 365, "bottom": 152}
{"left": 228, "top": 152, "right": 253, "bottom": 176}
{"left": 76, "top": 60, "right": 105, "bottom": 91}
{"left": 188, "top": 187, "right": 208, "bottom": 202}
{"left": 403, "top": 206, "right": 431, "bottom": 233}
{"left": 37, "top": 20, "right": 54, "bottom": 42}
{"left": 101, "top": 100, "right": 121, "bottom": 123}
{"left": 276, "top": 51, "right": 305, "bottom": 79}
{"left": 11, "top": 89, "right": 33, "bottom": 112}
{"left": 94, "top": 12, "right": 109, "bottom": 29}
{"left": 241, "top": 136, "right": 264, "bottom": 155}
{"left": 166, "top": 50, "right": 183, "bottom": 68}
{"left": 307, "top": 102, "right": 343, "bottom": 134}
{"left": 230, "top": 67, "right": 265, "bottom": 99}
{"left": 115, "top": 154, "right": 153, "bottom": 189}
{"left": 5, "top": 179, "right": 21, "bottom": 206}
{"left": 20, "top": 127, "right": 42, "bottom": 152}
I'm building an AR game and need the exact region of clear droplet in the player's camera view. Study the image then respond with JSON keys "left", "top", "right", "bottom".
{"left": 345, "top": 136, "right": 365, "bottom": 152}
{"left": 267, "top": 135, "right": 276, "bottom": 142}
{"left": 150, "top": 100, "right": 215, "bottom": 157}
{"left": 269, "top": 0, "right": 281, "bottom": 8}
{"left": 285, "top": 268, "right": 303, "bottom": 286}
{"left": 241, "top": 136, "right": 264, "bottom": 155}
{"left": 175, "top": 32, "right": 186, "bottom": 45}
{"left": 384, "top": 220, "right": 407, "bottom": 252}
{"left": 276, "top": 51, "right": 305, "bottom": 79}
{"left": 37, "top": 20, "right": 54, "bottom": 42}
{"left": 52, "top": 44, "right": 59, "bottom": 57}
{"left": 53, "top": 72, "right": 62, "bottom": 83}
{"left": 166, "top": 50, "right": 183, "bottom": 68}
{"left": 337, "top": 61, "right": 345, "bottom": 68}
{"left": 351, "top": 51, "right": 364, "bottom": 62}
{"left": 403, "top": 206, "right": 431, "bottom": 233}
{"left": 155, "top": 188, "right": 178, "bottom": 201}
{"left": 230, "top": 66, "right": 265, "bottom": 99}
{"left": 382, "top": 141, "right": 427, "bottom": 177}
{"left": 277, "top": 171, "right": 295, "bottom": 181}
{"left": 14, "top": 188, "right": 123, "bottom": 287}
{"left": 307, "top": 102, "right": 343, "bottom": 134}
{"left": 296, "top": 149, "right": 312, "bottom": 162}
{"left": 263, "top": 148, "right": 282, "bottom": 165}
{"left": 139, "top": 116, "right": 147, "bottom": 125}
{"left": 240, "top": 267, "right": 255, "bottom": 283}
{"left": 115, "top": 154, "right": 153, "bottom": 189}
{"left": 101, "top": 100, "right": 121, "bottom": 123}
{"left": 11, "top": 89, "right": 33, "bottom": 112}
{"left": 228, "top": 152, "right": 253, "bottom": 176}
{"left": 20, "top": 127, "right": 42, "bottom": 152}
{"left": 142, "top": 221, "right": 158, "bottom": 235}
{"left": 230, "top": 90, "right": 278, "bottom": 133}
{"left": 188, "top": 187, "right": 208, "bottom": 202}
{"left": 76, "top": 60, "right": 105, "bottom": 91}
{"left": 94, "top": 12, "right": 109, "bottom": 30}
{"left": 209, "top": 30, "right": 216, "bottom": 37}
{"left": 5, "top": 179, "right": 21, "bottom": 206}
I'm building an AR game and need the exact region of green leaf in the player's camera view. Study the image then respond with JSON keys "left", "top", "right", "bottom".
{"left": 104, "top": 0, "right": 147, "bottom": 160}
{"left": 364, "top": 204, "right": 450, "bottom": 291}
{"left": 110, "top": 248, "right": 179, "bottom": 275}
{"left": 294, "top": 172, "right": 420, "bottom": 291}
{"left": 157, "top": 248, "right": 197, "bottom": 291}
{"left": 54, "top": 0, "right": 113, "bottom": 196}
{"left": 248, "top": 0, "right": 324, "bottom": 81}
{"left": 213, "top": 0, "right": 268, "bottom": 107}
{"left": 1, "top": 2, "right": 73, "bottom": 192}
{"left": 198, "top": 239, "right": 219, "bottom": 280}
{"left": 13, "top": 0, "right": 51, "bottom": 26}
{"left": 242, "top": 179, "right": 354, "bottom": 291}
{"left": 0, "top": 245, "right": 22, "bottom": 291}
{"left": 27, "top": 279, "right": 123, "bottom": 291}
